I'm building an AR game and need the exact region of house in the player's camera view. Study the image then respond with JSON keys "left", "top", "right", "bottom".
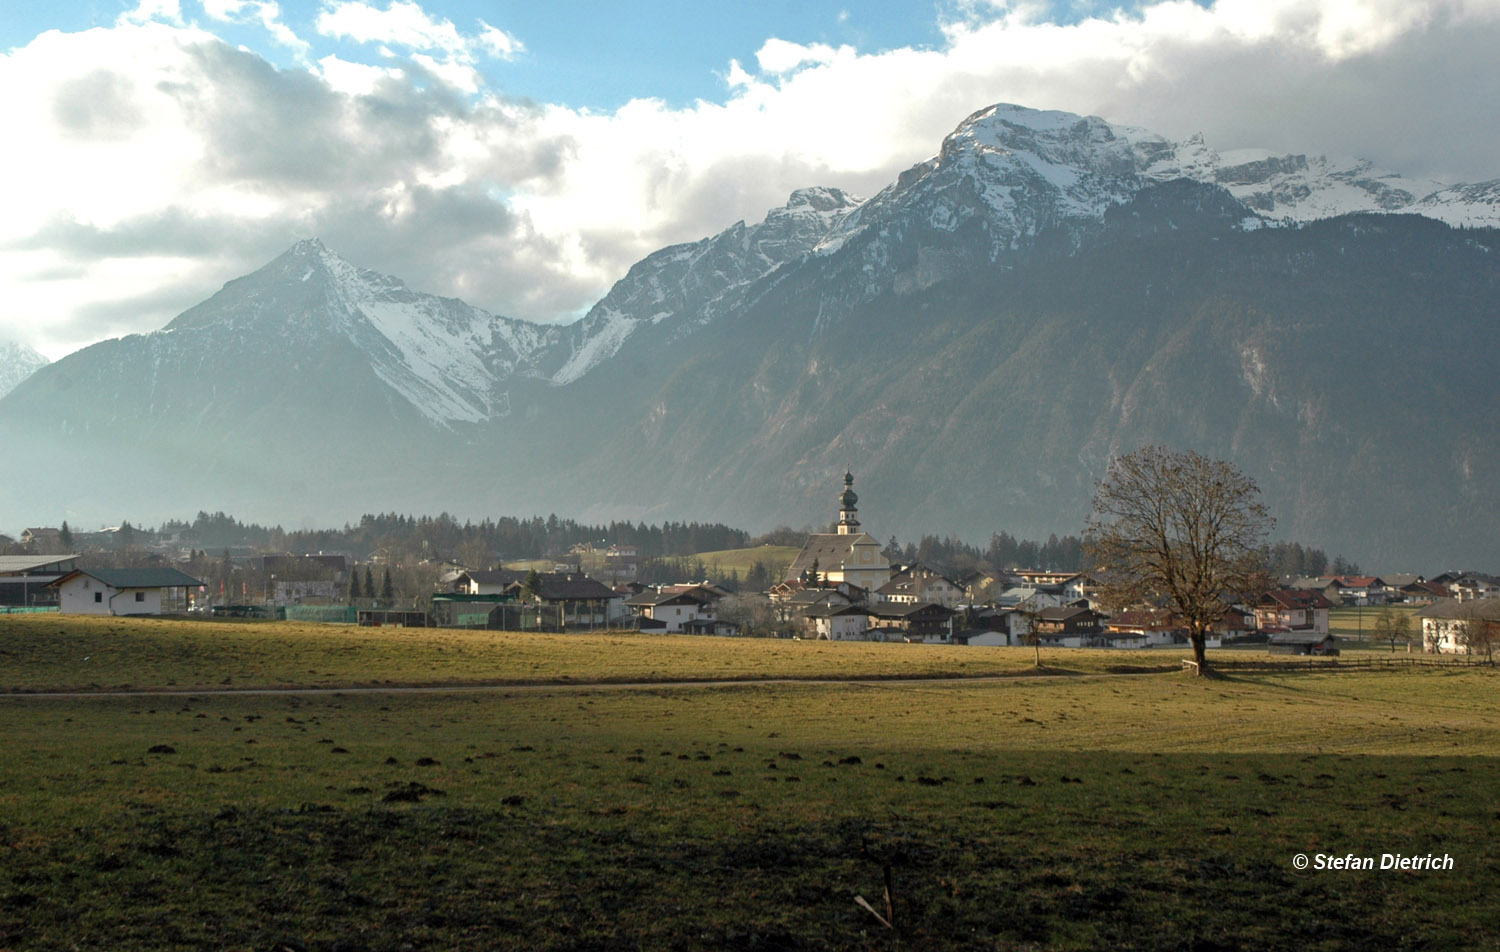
{"left": 1451, "top": 575, "right": 1500, "bottom": 601}
{"left": 49, "top": 567, "right": 204, "bottom": 615}
{"left": 1104, "top": 608, "right": 1183, "bottom": 647}
{"left": 1267, "top": 630, "right": 1339, "bottom": 655}
{"left": 1030, "top": 605, "right": 1106, "bottom": 648}
{"left": 598, "top": 545, "right": 640, "bottom": 582}
{"left": 19, "top": 528, "right": 64, "bottom": 551}
{"left": 876, "top": 563, "right": 963, "bottom": 609}
{"left": 260, "top": 554, "right": 349, "bottom": 604}
{"left": 1060, "top": 574, "right": 1102, "bottom": 604}
{"left": 0, "top": 554, "right": 81, "bottom": 607}
{"left": 1014, "top": 569, "right": 1079, "bottom": 587}
{"left": 451, "top": 568, "right": 527, "bottom": 595}
{"left": 1415, "top": 598, "right": 1500, "bottom": 654}
{"left": 956, "top": 570, "right": 1001, "bottom": 602}
{"left": 783, "top": 473, "right": 892, "bottom": 595}
{"left": 503, "top": 573, "right": 621, "bottom": 629}
{"left": 995, "top": 586, "right": 1064, "bottom": 611}
{"left": 1396, "top": 580, "right": 1448, "bottom": 604}
{"left": 1379, "top": 574, "right": 1425, "bottom": 600}
{"left": 801, "top": 603, "right": 872, "bottom": 640}
{"left": 1330, "top": 576, "right": 1388, "bottom": 606}
{"left": 1255, "top": 589, "right": 1333, "bottom": 635}
{"left": 624, "top": 584, "right": 723, "bottom": 634}
{"left": 867, "top": 601, "right": 957, "bottom": 640}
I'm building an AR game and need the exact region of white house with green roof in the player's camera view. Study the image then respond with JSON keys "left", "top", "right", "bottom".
{"left": 50, "top": 567, "right": 204, "bottom": 615}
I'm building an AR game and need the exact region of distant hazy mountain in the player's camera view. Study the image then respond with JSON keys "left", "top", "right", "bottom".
{"left": 0, "top": 340, "right": 48, "bottom": 400}
{"left": 3, "top": 104, "right": 1497, "bottom": 569}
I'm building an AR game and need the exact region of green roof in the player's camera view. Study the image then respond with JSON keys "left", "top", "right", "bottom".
{"left": 54, "top": 568, "right": 203, "bottom": 589}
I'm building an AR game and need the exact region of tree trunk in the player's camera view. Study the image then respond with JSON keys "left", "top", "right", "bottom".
{"left": 1191, "top": 630, "right": 1209, "bottom": 676}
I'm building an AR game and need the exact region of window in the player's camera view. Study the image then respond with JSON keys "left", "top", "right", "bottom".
{"left": 136, "top": 592, "right": 145, "bottom": 603}
{"left": 94, "top": 592, "right": 102, "bottom": 603}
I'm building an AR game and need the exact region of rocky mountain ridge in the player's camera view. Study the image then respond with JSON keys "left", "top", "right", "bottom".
{"left": 3, "top": 103, "right": 1498, "bottom": 568}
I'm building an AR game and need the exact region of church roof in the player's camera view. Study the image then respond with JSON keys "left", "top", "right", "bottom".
{"left": 784, "top": 532, "right": 882, "bottom": 582}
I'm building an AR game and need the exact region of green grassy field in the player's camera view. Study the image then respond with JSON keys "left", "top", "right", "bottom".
{"left": 0, "top": 614, "right": 1183, "bottom": 694}
{"left": 689, "top": 544, "right": 800, "bottom": 576}
{"left": 1329, "top": 604, "right": 1424, "bottom": 645}
{"left": 2, "top": 617, "right": 1497, "bottom": 950}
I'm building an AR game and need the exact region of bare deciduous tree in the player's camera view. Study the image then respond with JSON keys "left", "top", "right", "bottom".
{"left": 1371, "top": 605, "right": 1413, "bottom": 653}
{"left": 1085, "top": 446, "right": 1273, "bottom": 676}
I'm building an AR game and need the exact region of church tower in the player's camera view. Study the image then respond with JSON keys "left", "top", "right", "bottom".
{"left": 836, "top": 471, "right": 860, "bottom": 535}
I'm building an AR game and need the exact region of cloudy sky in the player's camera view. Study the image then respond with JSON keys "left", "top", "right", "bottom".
{"left": 4, "top": 0, "right": 1499, "bottom": 360}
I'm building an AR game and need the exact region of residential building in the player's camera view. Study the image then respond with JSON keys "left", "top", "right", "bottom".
{"left": 876, "top": 563, "right": 963, "bottom": 609}
{"left": 1255, "top": 589, "right": 1334, "bottom": 635}
{"left": 625, "top": 584, "right": 723, "bottom": 634}
{"left": 50, "top": 567, "right": 203, "bottom": 615}
{"left": 1415, "top": 598, "right": 1500, "bottom": 654}
{"left": 503, "top": 573, "right": 620, "bottom": 629}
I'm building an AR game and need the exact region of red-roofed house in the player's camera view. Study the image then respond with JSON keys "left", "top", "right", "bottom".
{"left": 1255, "top": 589, "right": 1334, "bottom": 634}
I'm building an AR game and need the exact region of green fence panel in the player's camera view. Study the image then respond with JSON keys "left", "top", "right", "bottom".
{"left": 284, "top": 606, "right": 358, "bottom": 624}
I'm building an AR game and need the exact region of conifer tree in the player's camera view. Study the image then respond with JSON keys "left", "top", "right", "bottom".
{"left": 381, "top": 567, "right": 394, "bottom": 607}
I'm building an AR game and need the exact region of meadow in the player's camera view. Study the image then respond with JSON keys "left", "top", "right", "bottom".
{"left": 2, "top": 616, "right": 1497, "bottom": 950}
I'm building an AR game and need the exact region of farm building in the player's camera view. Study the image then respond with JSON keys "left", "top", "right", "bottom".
{"left": 1266, "top": 630, "right": 1340, "bottom": 655}
{"left": 0, "top": 554, "right": 81, "bottom": 608}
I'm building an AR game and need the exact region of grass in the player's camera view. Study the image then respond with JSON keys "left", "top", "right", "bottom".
{"left": 2, "top": 618, "right": 1499, "bottom": 950}
{"left": 0, "top": 614, "right": 1194, "bottom": 693}
{"left": 1329, "top": 604, "right": 1423, "bottom": 646}
{"left": 687, "top": 544, "right": 801, "bottom": 576}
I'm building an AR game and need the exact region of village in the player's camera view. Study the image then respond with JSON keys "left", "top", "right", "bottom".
{"left": 3, "top": 473, "right": 1498, "bottom": 658}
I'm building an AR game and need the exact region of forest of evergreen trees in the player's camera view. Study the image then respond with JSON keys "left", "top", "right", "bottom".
{"left": 90, "top": 510, "right": 1348, "bottom": 590}
{"left": 153, "top": 510, "right": 750, "bottom": 562}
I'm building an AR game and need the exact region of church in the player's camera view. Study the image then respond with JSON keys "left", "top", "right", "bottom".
{"left": 783, "top": 473, "right": 892, "bottom": 595}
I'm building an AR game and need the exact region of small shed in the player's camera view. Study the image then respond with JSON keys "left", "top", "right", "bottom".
{"left": 1266, "top": 630, "right": 1340, "bottom": 655}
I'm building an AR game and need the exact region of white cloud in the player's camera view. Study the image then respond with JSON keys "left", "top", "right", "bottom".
{"left": 202, "top": 0, "right": 311, "bottom": 55}
{"left": 5, "top": 0, "right": 1500, "bottom": 361}
{"left": 316, "top": 0, "right": 470, "bottom": 55}
{"left": 316, "top": 52, "right": 401, "bottom": 95}
{"left": 312, "top": 1, "right": 523, "bottom": 95}
{"left": 476, "top": 20, "right": 524, "bottom": 60}
{"left": 755, "top": 38, "right": 845, "bottom": 73}
{"left": 119, "top": 0, "right": 182, "bottom": 25}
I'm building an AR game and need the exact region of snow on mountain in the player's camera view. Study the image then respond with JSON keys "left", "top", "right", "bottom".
{"left": 818, "top": 103, "right": 1500, "bottom": 262}
{"left": 545, "top": 186, "right": 863, "bottom": 385}
{"left": 1413, "top": 180, "right": 1500, "bottom": 228}
{"left": 19, "top": 104, "right": 1498, "bottom": 427}
{"left": 164, "top": 239, "right": 561, "bottom": 427}
{"left": 0, "top": 340, "right": 49, "bottom": 400}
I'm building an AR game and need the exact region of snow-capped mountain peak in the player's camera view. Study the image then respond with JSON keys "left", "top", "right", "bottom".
{"left": 0, "top": 340, "right": 49, "bottom": 400}
{"left": 545, "top": 186, "right": 865, "bottom": 386}
{"left": 161, "top": 239, "right": 559, "bottom": 428}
